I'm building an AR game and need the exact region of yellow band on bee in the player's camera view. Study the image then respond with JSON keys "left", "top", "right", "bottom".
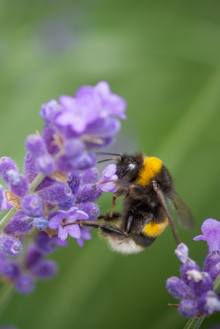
{"left": 142, "top": 219, "right": 168, "bottom": 238}
{"left": 136, "top": 157, "right": 163, "bottom": 187}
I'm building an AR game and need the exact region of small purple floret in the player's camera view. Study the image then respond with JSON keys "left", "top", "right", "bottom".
{"left": 4, "top": 212, "right": 33, "bottom": 236}
{"left": 21, "top": 194, "right": 43, "bottom": 217}
{"left": 25, "top": 134, "right": 47, "bottom": 158}
{"left": 31, "top": 260, "right": 58, "bottom": 280}
{"left": 193, "top": 218, "right": 220, "bottom": 252}
{"left": 15, "top": 274, "right": 35, "bottom": 295}
{"left": 179, "top": 300, "right": 199, "bottom": 318}
{"left": 198, "top": 291, "right": 220, "bottom": 315}
{"left": 35, "top": 154, "right": 55, "bottom": 175}
{"left": 0, "top": 157, "right": 18, "bottom": 184}
{"left": 35, "top": 232, "right": 58, "bottom": 254}
{"left": 0, "top": 236, "right": 22, "bottom": 257}
{"left": 48, "top": 207, "right": 89, "bottom": 241}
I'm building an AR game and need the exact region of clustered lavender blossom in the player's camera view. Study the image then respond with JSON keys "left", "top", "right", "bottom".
{"left": 166, "top": 219, "right": 220, "bottom": 318}
{"left": 0, "top": 81, "right": 126, "bottom": 294}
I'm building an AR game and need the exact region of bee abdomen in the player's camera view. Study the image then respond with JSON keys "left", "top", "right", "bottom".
{"left": 142, "top": 219, "right": 168, "bottom": 238}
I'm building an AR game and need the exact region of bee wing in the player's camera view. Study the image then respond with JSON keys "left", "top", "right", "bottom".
{"left": 168, "top": 194, "right": 195, "bottom": 232}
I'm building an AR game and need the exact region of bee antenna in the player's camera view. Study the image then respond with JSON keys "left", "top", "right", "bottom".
{"left": 96, "top": 152, "right": 123, "bottom": 157}
{"left": 97, "top": 158, "right": 117, "bottom": 164}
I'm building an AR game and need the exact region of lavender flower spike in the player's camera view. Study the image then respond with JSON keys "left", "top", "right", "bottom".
{"left": 167, "top": 219, "right": 220, "bottom": 318}
{"left": 193, "top": 218, "right": 220, "bottom": 252}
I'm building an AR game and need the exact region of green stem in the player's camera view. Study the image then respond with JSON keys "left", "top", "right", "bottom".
{"left": 0, "top": 284, "right": 14, "bottom": 316}
{"left": 0, "top": 173, "right": 45, "bottom": 232}
{"left": 29, "top": 173, "right": 45, "bottom": 192}
{"left": 183, "top": 316, "right": 205, "bottom": 329}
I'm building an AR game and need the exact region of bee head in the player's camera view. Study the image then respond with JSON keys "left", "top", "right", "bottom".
{"left": 116, "top": 153, "right": 144, "bottom": 182}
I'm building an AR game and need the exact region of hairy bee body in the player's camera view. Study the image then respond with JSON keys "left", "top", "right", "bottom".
{"left": 81, "top": 153, "right": 194, "bottom": 254}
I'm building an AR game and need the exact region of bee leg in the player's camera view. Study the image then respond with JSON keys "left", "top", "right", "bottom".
{"left": 79, "top": 220, "right": 124, "bottom": 236}
{"left": 98, "top": 213, "right": 121, "bottom": 222}
{"left": 110, "top": 194, "right": 117, "bottom": 217}
{"left": 152, "top": 180, "right": 181, "bottom": 246}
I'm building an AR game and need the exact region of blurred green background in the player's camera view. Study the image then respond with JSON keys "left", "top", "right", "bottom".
{"left": 0, "top": 0, "right": 220, "bottom": 328}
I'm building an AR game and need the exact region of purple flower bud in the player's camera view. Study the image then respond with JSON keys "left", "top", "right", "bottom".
{"left": 0, "top": 252, "right": 8, "bottom": 274}
{"left": 70, "top": 152, "right": 96, "bottom": 171}
{"left": 24, "top": 245, "right": 43, "bottom": 269}
{"left": 0, "top": 157, "right": 18, "bottom": 184}
{"left": 166, "top": 277, "right": 195, "bottom": 299}
{"left": 21, "top": 194, "right": 43, "bottom": 217}
{"left": 186, "top": 271, "right": 213, "bottom": 297}
{"left": 32, "top": 217, "right": 48, "bottom": 230}
{"left": 180, "top": 258, "right": 200, "bottom": 285}
{"left": 55, "top": 154, "right": 75, "bottom": 173}
{"left": 24, "top": 153, "right": 56, "bottom": 190}
{"left": 31, "top": 260, "right": 58, "bottom": 280}
{"left": 25, "top": 134, "right": 47, "bottom": 158}
{"left": 38, "top": 183, "right": 74, "bottom": 205}
{"left": 81, "top": 168, "right": 99, "bottom": 185}
{"left": 0, "top": 236, "right": 22, "bottom": 257}
{"left": 58, "top": 198, "right": 75, "bottom": 211}
{"left": 40, "top": 99, "right": 61, "bottom": 123}
{"left": 4, "top": 212, "right": 33, "bottom": 236}
{"left": 67, "top": 172, "right": 81, "bottom": 195}
{"left": 15, "top": 274, "right": 35, "bottom": 295}
{"left": 42, "top": 125, "right": 59, "bottom": 155}
{"left": 24, "top": 152, "right": 38, "bottom": 183}
{"left": 64, "top": 138, "right": 85, "bottom": 158}
{"left": 3, "top": 260, "right": 20, "bottom": 279}
{"left": 35, "top": 232, "right": 58, "bottom": 254}
{"left": 209, "top": 261, "right": 220, "bottom": 281}
{"left": 35, "top": 154, "right": 55, "bottom": 175}
{"left": 175, "top": 244, "right": 189, "bottom": 263}
{"left": 6, "top": 170, "right": 20, "bottom": 185}
{"left": 179, "top": 300, "right": 199, "bottom": 318}
{"left": 9, "top": 174, "right": 29, "bottom": 198}
{"left": 203, "top": 250, "right": 220, "bottom": 272}
{"left": 198, "top": 291, "right": 220, "bottom": 315}
{"left": 77, "top": 202, "right": 100, "bottom": 220}
{"left": 0, "top": 184, "right": 4, "bottom": 213}
{"left": 84, "top": 136, "right": 114, "bottom": 149}
{"left": 76, "top": 184, "right": 101, "bottom": 203}
{"left": 24, "top": 153, "right": 57, "bottom": 191}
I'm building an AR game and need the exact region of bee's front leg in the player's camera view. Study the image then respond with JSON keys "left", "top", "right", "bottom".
{"left": 79, "top": 220, "right": 125, "bottom": 236}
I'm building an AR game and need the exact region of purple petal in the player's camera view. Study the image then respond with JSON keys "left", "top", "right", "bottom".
{"left": 194, "top": 218, "right": 220, "bottom": 252}
{"left": 48, "top": 215, "right": 62, "bottom": 229}
{"left": 193, "top": 235, "right": 207, "bottom": 241}
{"left": 56, "top": 112, "right": 87, "bottom": 134}
{"left": 77, "top": 238, "right": 84, "bottom": 247}
{"left": 75, "top": 210, "right": 89, "bottom": 220}
{"left": 102, "top": 164, "right": 117, "bottom": 178}
{"left": 58, "top": 225, "right": 68, "bottom": 241}
{"left": 67, "top": 224, "right": 81, "bottom": 239}
{"left": 94, "top": 81, "right": 111, "bottom": 98}
{"left": 80, "top": 228, "right": 92, "bottom": 240}
{"left": 175, "top": 243, "right": 189, "bottom": 263}
{"left": 59, "top": 95, "right": 76, "bottom": 110}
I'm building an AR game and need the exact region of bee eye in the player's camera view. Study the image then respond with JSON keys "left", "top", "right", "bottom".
{"left": 128, "top": 163, "right": 137, "bottom": 171}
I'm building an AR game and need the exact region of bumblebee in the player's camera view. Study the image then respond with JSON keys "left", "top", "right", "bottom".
{"left": 79, "top": 152, "right": 195, "bottom": 254}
